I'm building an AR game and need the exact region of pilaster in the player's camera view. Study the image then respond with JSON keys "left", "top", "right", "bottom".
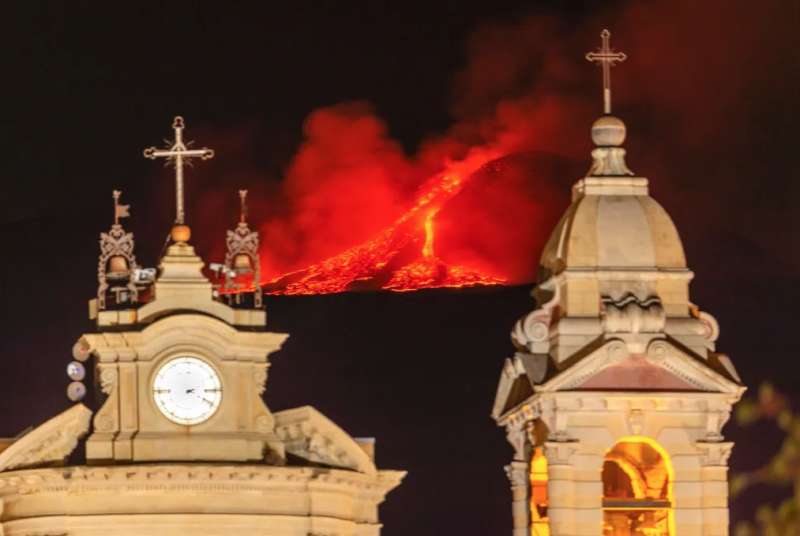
{"left": 505, "top": 460, "right": 531, "bottom": 536}
{"left": 504, "top": 423, "right": 532, "bottom": 536}
{"left": 543, "top": 441, "right": 579, "bottom": 536}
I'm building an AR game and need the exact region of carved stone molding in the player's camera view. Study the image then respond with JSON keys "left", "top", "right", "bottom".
{"left": 254, "top": 415, "right": 273, "bottom": 434}
{"left": 543, "top": 338, "right": 743, "bottom": 395}
{"left": 504, "top": 422, "right": 532, "bottom": 461}
{"left": 588, "top": 146, "right": 633, "bottom": 176}
{"left": 602, "top": 294, "right": 666, "bottom": 334}
{"left": 504, "top": 460, "right": 529, "bottom": 488}
{"left": 646, "top": 339, "right": 669, "bottom": 363}
{"left": 697, "top": 310, "right": 720, "bottom": 342}
{"left": 696, "top": 441, "right": 734, "bottom": 467}
{"left": 627, "top": 408, "right": 644, "bottom": 435}
{"left": 544, "top": 441, "right": 578, "bottom": 465}
{"left": 99, "top": 367, "right": 118, "bottom": 395}
{"left": 274, "top": 406, "right": 376, "bottom": 475}
{"left": 0, "top": 404, "right": 92, "bottom": 473}
{"left": 511, "top": 284, "right": 560, "bottom": 355}
{"left": 253, "top": 364, "right": 268, "bottom": 395}
{"left": 606, "top": 340, "right": 629, "bottom": 362}
{"left": 703, "top": 405, "right": 733, "bottom": 442}
{"left": 550, "top": 339, "right": 629, "bottom": 391}
{"left": 0, "top": 464, "right": 405, "bottom": 506}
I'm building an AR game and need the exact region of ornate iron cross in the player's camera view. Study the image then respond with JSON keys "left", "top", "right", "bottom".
{"left": 143, "top": 116, "right": 214, "bottom": 225}
{"left": 586, "top": 29, "right": 627, "bottom": 114}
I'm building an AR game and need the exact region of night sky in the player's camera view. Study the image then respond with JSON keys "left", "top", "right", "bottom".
{"left": 0, "top": 2, "right": 797, "bottom": 534}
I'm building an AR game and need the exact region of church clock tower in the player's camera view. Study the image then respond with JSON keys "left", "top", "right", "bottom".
{"left": 0, "top": 117, "right": 404, "bottom": 536}
{"left": 492, "top": 31, "right": 744, "bottom": 536}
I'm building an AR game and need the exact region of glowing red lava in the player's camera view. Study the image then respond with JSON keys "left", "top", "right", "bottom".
{"left": 262, "top": 159, "right": 507, "bottom": 295}
{"left": 383, "top": 210, "right": 504, "bottom": 292}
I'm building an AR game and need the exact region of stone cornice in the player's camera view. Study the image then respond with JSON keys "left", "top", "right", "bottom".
{"left": 275, "top": 406, "right": 378, "bottom": 475}
{"left": 0, "top": 464, "right": 402, "bottom": 499}
{"left": 82, "top": 314, "right": 288, "bottom": 364}
{"left": 537, "top": 338, "right": 743, "bottom": 394}
{"left": 0, "top": 404, "right": 91, "bottom": 473}
{"left": 497, "top": 389, "right": 742, "bottom": 429}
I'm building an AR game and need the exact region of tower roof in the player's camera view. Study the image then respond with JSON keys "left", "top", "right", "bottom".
{"left": 537, "top": 29, "right": 688, "bottom": 282}
{"left": 538, "top": 174, "right": 687, "bottom": 281}
{"left": 492, "top": 29, "right": 743, "bottom": 415}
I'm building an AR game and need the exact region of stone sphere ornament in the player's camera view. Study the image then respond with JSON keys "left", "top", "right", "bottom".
{"left": 591, "top": 115, "right": 626, "bottom": 146}
{"left": 67, "top": 381, "right": 87, "bottom": 402}
{"left": 67, "top": 361, "right": 86, "bottom": 381}
{"left": 170, "top": 224, "right": 191, "bottom": 243}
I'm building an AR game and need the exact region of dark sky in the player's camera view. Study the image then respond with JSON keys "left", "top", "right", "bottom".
{"left": 0, "top": 1, "right": 797, "bottom": 534}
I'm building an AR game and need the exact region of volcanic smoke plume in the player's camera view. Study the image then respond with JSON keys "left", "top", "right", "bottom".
{"left": 255, "top": 19, "right": 585, "bottom": 295}
{"left": 213, "top": 1, "right": 794, "bottom": 295}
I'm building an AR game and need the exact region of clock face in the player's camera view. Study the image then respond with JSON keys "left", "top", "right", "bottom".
{"left": 152, "top": 356, "right": 222, "bottom": 425}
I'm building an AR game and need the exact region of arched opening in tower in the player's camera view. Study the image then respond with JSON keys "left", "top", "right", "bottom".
{"left": 602, "top": 437, "right": 673, "bottom": 536}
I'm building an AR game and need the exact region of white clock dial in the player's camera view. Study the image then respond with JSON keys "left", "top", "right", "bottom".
{"left": 152, "top": 356, "right": 222, "bottom": 425}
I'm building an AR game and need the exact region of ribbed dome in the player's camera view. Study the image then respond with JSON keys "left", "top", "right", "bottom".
{"left": 539, "top": 190, "right": 686, "bottom": 279}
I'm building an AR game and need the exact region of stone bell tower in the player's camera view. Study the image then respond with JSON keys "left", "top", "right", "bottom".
{"left": 0, "top": 117, "right": 403, "bottom": 535}
{"left": 492, "top": 31, "right": 744, "bottom": 536}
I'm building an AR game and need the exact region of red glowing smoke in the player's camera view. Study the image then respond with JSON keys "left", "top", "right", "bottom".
{"left": 198, "top": 1, "right": 795, "bottom": 294}
{"left": 254, "top": 20, "right": 586, "bottom": 293}
{"left": 255, "top": 103, "right": 573, "bottom": 294}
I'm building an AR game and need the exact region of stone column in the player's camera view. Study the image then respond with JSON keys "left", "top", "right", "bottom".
{"left": 504, "top": 422, "right": 533, "bottom": 536}
{"left": 544, "top": 441, "right": 577, "bottom": 536}
{"left": 505, "top": 460, "right": 531, "bottom": 536}
{"left": 698, "top": 441, "right": 734, "bottom": 536}
{"left": 571, "top": 453, "right": 604, "bottom": 536}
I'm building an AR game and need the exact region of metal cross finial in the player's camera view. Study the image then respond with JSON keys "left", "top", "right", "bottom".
{"left": 112, "top": 190, "right": 130, "bottom": 225}
{"left": 586, "top": 29, "right": 627, "bottom": 114}
{"left": 238, "top": 189, "right": 248, "bottom": 223}
{"left": 143, "top": 116, "right": 215, "bottom": 225}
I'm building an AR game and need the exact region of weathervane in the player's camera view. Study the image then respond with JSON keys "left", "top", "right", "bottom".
{"left": 143, "top": 116, "right": 214, "bottom": 227}
{"left": 586, "top": 29, "right": 627, "bottom": 114}
{"left": 112, "top": 189, "right": 130, "bottom": 225}
{"left": 238, "top": 189, "right": 248, "bottom": 223}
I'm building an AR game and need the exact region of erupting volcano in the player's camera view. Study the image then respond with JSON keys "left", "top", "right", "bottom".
{"left": 263, "top": 158, "right": 507, "bottom": 295}
{"left": 383, "top": 210, "right": 504, "bottom": 292}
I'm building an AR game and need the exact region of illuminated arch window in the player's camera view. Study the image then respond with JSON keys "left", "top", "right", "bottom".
{"left": 530, "top": 446, "right": 550, "bottom": 536}
{"left": 602, "top": 438, "right": 673, "bottom": 536}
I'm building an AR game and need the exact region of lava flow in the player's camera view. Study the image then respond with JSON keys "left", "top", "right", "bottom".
{"left": 263, "top": 155, "right": 507, "bottom": 295}
{"left": 383, "top": 210, "right": 504, "bottom": 292}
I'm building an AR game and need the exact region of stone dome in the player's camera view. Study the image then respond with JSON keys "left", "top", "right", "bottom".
{"left": 539, "top": 187, "right": 687, "bottom": 279}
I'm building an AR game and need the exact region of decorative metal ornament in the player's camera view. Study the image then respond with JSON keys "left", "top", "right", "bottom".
{"left": 67, "top": 361, "right": 86, "bottom": 381}
{"left": 67, "top": 381, "right": 87, "bottom": 402}
{"left": 143, "top": 116, "right": 214, "bottom": 227}
{"left": 586, "top": 29, "right": 627, "bottom": 115}
{"left": 98, "top": 190, "right": 139, "bottom": 310}
{"left": 72, "top": 340, "right": 90, "bottom": 362}
{"left": 223, "top": 190, "right": 263, "bottom": 307}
